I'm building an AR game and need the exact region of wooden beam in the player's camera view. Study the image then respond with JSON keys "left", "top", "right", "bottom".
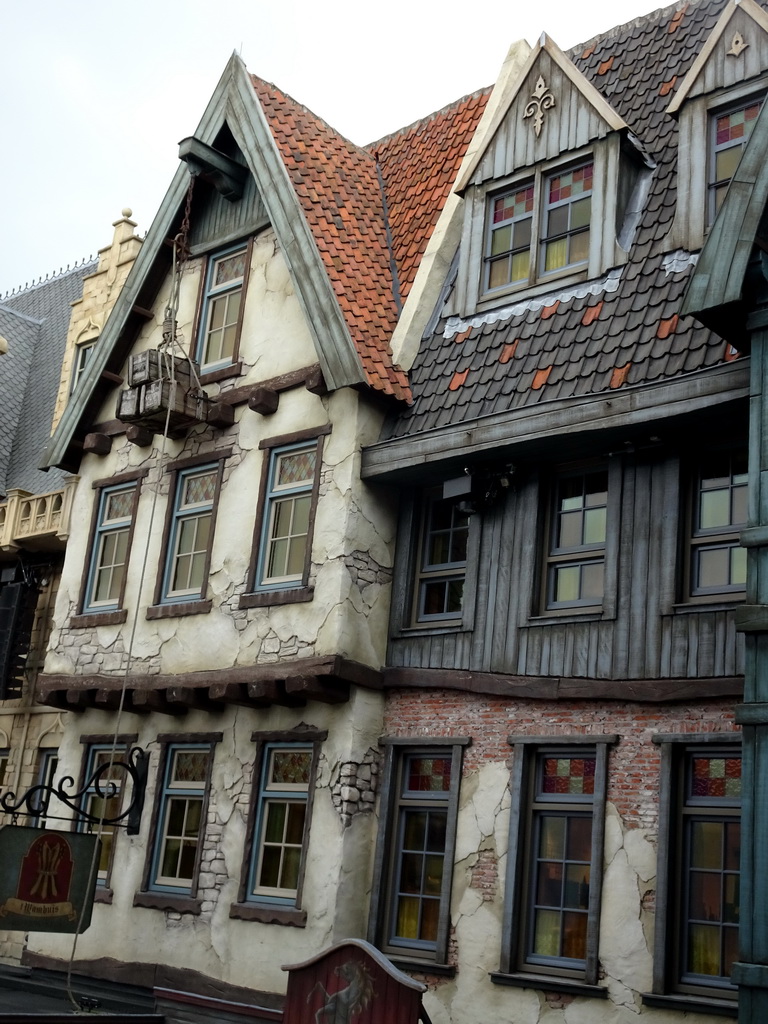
{"left": 284, "top": 675, "right": 350, "bottom": 704}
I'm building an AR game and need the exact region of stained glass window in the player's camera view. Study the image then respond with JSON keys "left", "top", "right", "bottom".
{"left": 709, "top": 100, "right": 762, "bottom": 219}
{"left": 84, "top": 483, "right": 137, "bottom": 612}
{"left": 256, "top": 442, "right": 319, "bottom": 589}
{"left": 386, "top": 749, "right": 460, "bottom": 954}
{"left": 486, "top": 184, "right": 534, "bottom": 290}
{"left": 250, "top": 744, "right": 314, "bottom": 902}
{"left": 198, "top": 244, "right": 248, "bottom": 368}
{"left": 542, "top": 162, "right": 593, "bottom": 274}
{"left": 79, "top": 744, "right": 130, "bottom": 884}
{"left": 163, "top": 465, "right": 219, "bottom": 601}
{"left": 681, "top": 750, "right": 741, "bottom": 987}
{"left": 152, "top": 744, "right": 213, "bottom": 892}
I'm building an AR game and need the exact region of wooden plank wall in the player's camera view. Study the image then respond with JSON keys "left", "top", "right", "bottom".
{"left": 388, "top": 451, "right": 745, "bottom": 680}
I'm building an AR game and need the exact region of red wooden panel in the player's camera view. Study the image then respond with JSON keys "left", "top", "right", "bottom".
{"left": 283, "top": 939, "right": 424, "bottom": 1024}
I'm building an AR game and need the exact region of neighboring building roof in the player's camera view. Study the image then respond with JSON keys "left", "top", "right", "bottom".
{"left": 252, "top": 77, "right": 489, "bottom": 402}
{"left": 0, "top": 263, "right": 95, "bottom": 495}
{"left": 379, "top": 0, "right": 755, "bottom": 444}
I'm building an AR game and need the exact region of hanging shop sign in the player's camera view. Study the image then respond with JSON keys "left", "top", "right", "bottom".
{"left": 283, "top": 938, "right": 426, "bottom": 1024}
{"left": 0, "top": 826, "right": 99, "bottom": 933}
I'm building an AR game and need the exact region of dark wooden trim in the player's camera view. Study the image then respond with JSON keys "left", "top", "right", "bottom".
{"left": 132, "top": 891, "right": 201, "bottom": 914}
{"left": 156, "top": 732, "right": 224, "bottom": 744}
{"left": 217, "top": 364, "right": 324, "bottom": 407}
{"left": 382, "top": 666, "right": 744, "bottom": 702}
{"left": 490, "top": 972, "right": 607, "bottom": 998}
{"left": 507, "top": 734, "right": 618, "bottom": 745}
{"left": 91, "top": 468, "right": 150, "bottom": 490}
{"left": 379, "top": 735, "right": 472, "bottom": 747}
{"left": 238, "top": 586, "right": 313, "bottom": 609}
{"left": 132, "top": 304, "right": 154, "bottom": 320}
{"left": 146, "top": 599, "right": 212, "bottom": 619}
{"left": 199, "top": 360, "right": 243, "bottom": 385}
{"left": 38, "top": 656, "right": 382, "bottom": 693}
{"left": 87, "top": 418, "right": 132, "bottom": 438}
{"left": 257, "top": 422, "right": 332, "bottom": 450}
{"left": 652, "top": 732, "right": 741, "bottom": 744}
{"left": 83, "top": 432, "right": 112, "bottom": 456}
{"left": 78, "top": 733, "right": 138, "bottom": 745}
{"left": 641, "top": 993, "right": 737, "bottom": 1017}
{"left": 17, "top": 953, "right": 285, "bottom": 1012}
{"left": 164, "top": 447, "right": 233, "bottom": 473}
{"left": 100, "top": 369, "right": 124, "bottom": 385}
{"left": 154, "top": 987, "right": 283, "bottom": 1019}
{"left": 70, "top": 609, "right": 128, "bottom": 629}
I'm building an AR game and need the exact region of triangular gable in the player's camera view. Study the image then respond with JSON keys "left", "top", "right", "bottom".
{"left": 681, "top": 92, "right": 768, "bottom": 342}
{"left": 455, "top": 33, "right": 627, "bottom": 193}
{"left": 668, "top": 0, "right": 768, "bottom": 114}
{"left": 42, "top": 55, "right": 404, "bottom": 471}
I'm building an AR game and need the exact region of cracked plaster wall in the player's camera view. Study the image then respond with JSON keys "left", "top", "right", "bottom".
{"left": 26, "top": 689, "right": 384, "bottom": 994}
{"left": 384, "top": 692, "right": 739, "bottom": 1024}
{"left": 46, "top": 227, "right": 396, "bottom": 679}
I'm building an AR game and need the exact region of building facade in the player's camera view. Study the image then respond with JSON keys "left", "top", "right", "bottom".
{"left": 3, "top": 1, "right": 765, "bottom": 1021}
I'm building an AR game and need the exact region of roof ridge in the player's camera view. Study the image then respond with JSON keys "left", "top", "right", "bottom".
{"left": 1, "top": 256, "right": 97, "bottom": 303}
{"left": 566, "top": 0, "right": 696, "bottom": 58}
{"left": 365, "top": 87, "right": 493, "bottom": 152}
{"left": 250, "top": 74, "right": 371, "bottom": 156}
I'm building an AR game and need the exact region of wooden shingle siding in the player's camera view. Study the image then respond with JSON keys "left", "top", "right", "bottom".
{"left": 388, "top": 452, "right": 745, "bottom": 682}
{"left": 188, "top": 171, "right": 269, "bottom": 252}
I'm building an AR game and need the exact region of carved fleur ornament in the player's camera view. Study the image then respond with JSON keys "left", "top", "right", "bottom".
{"left": 524, "top": 75, "right": 556, "bottom": 137}
{"left": 727, "top": 30, "right": 749, "bottom": 57}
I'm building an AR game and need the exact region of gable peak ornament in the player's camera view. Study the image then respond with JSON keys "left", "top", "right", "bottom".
{"left": 524, "top": 76, "right": 556, "bottom": 137}
{"left": 727, "top": 31, "right": 749, "bottom": 57}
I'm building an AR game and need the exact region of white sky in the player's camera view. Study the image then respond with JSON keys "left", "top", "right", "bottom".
{"left": 0, "top": 0, "right": 666, "bottom": 296}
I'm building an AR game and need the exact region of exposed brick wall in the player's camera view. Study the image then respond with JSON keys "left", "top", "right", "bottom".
{"left": 383, "top": 691, "right": 738, "bottom": 832}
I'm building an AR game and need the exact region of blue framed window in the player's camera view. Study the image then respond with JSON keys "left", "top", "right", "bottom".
{"left": 151, "top": 744, "right": 213, "bottom": 893}
{"left": 0, "top": 748, "right": 8, "bottom": 791}
{"left": 161, "top": 464, "right": 219, "bottom": 603}
{"left": 83, "top": 483, "right": 137, "bottom": 612}
{"left": 254, "top": 442, "right": 318, "bottom": 591}
{"left": 196, "top": 244, "right": 249, "bottom": 369}
{"left": 31, "top": 749, "right": 58, "bottom": 827}
{"left": 248, "top": 744, "right": 313, "bottom": 904}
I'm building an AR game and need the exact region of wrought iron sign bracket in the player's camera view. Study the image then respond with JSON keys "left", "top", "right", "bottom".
{"left": 0, "top": 747, "right": 149, "bottom": 836}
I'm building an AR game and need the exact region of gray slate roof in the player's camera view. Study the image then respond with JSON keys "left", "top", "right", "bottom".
{"left": 382, "top": 0, "right": 747, "bottom": 442}
{"left": 0, "top": 263, "right": 95, "bottom": 495}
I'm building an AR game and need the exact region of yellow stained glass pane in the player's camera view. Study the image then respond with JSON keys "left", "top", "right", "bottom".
{"left": 545, "top": 238, "right": 568, "bottom": 272}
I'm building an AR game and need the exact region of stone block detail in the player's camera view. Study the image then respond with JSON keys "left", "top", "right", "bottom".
{"left": 330, "top": 747, "right": 380, "bottom": 827}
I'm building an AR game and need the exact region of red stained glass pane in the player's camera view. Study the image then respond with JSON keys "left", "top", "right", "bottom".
{"left": 541, "top": 756, "right": 596, "bottom": 795}
{"left": 407, "top": 757, "right": 451, "bottom": 792}
{"left": 690, "top": 755, "right": 741, "bottom": 799}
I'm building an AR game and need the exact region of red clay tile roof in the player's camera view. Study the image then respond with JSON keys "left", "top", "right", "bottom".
{"left": 251, "top": 77, "right": 489, "bottom": 404}
{"left": 369, "top": 91, "right": 491, "bottom": 304}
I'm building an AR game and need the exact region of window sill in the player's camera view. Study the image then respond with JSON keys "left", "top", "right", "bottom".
{"left": 228, "top": 902, "right": 307, "bottom": 927}
{"left": 146, "top": 599, "right": 212, "bottom": 619}
{"left": 393, "top": 623, "right": 473, "bottom": 638}
{"left": 477, "top": 265, "right": 588, "bottom": 313}
{"left": 238, "top": 587, "right": 313, "bottom": 609}
{"left": 490, "top": 972, "right": 607, "bottom": 998}
{"left": 388, "top": 957, "right": 455, "bottom": 978}
{"left": 70, "top": 609, "right": 128, "bottom": 629}
{"left": 641, "top": 992, "right": 736, "bottom": 1017}
{"left": 199, "top": 361, "right": 243, "bottom": 386}
{"left": 525, "top": 610, "right": 608, "bottom": 626}
{"left": 93, "top": 887, "right": 113, "bottom": 905}
{"left": 133, "top": 890, "right": 201, "bottom": 915}
{"left": 669, "top": 598, "right": 745, "bottom": 614}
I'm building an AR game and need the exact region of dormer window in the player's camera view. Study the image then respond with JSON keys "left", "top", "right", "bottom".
{"left": 195, "top": 243, "right": 250, "bottom": 371}
{"left": 484, "top": 160, "right": 593, "bottom": 296}
{"left": 708, "top": 98, "right": 763, "bottom": 222}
